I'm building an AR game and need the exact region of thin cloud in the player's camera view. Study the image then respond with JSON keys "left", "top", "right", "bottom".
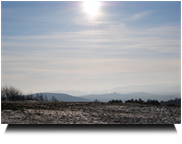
{"left": 127, "top": 11, "right": 153, "bottom": 21}
{"left": 2, "top": 23, "right": 180, "bottom": 54}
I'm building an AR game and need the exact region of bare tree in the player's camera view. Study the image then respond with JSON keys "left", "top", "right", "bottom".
{"left": 94, "top": 99, "right": 99, "bottom": 103}
{"left": 51, "top": 96, "right": 58, "bottom": 102}
{"left": 1, "top": 85, "right": 22, "bottom": 101}
{"left": 44, "top": 95, "right": 48, "bottom": 101}
{"left": 1, "top": 87, "right": 6, "bottom": 101}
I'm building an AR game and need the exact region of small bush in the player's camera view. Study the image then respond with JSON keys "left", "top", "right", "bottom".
{"left": 94, "top": 99, "right": 100, "bottom": 103}
{"left": 109, "top": 99, "right": 123, "bottom": 103}
{"left": 51, "top": 96, "right": 58, "bottom": 102}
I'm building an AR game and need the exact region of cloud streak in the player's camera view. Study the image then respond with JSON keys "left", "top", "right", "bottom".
{"left": 2, "top": 23, "right": 180, "bottom": 53}
{"left": 127, "top": 11, "right": 153, "bottom": 21}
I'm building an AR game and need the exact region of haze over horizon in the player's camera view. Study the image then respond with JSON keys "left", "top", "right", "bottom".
{"left": 1, "top": 1, "right": 181, "bottom": 94}
{"left": 41, "top": 83, "right": 180, "bottom": 96}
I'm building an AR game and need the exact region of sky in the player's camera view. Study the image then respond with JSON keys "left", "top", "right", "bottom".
{"left": 1, "top": 1, "right": 181, "bottom": 94}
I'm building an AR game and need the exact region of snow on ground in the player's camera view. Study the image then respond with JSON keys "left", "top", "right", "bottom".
{"left": 1, "top": 103, "right": 181, "bottom": 124}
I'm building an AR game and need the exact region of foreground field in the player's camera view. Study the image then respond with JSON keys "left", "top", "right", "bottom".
{"left": 1, "top": 101, "right": 181, "bottom": 124}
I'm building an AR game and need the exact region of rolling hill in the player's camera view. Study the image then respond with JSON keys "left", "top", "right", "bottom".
{"left": 32, "top": 93, "right": 91, "bottom": 102}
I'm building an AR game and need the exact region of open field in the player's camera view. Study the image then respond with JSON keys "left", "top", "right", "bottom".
{"left": 1, "top": 101, "right": 181, "bottom": 124}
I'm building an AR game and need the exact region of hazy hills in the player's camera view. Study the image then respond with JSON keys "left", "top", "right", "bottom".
{"left": 34, "top": 83, "right": 180, "bottom": 102}
{"left": 80, "top": 92, "right": 181, "bottom": 102}
{"left": 110, "top": 83, "right": 180, "bottom": 95}
{"left": 49, "top": 83, "right": 180, "bottom": 96}
{"left": 47, "top": 90, "right": 88, "bottom": 97}
{"left": 32, "top": 93, "right": 91, "bottom": 102}
{"left": 31, "top": 92, "right": 181, "bottom": 103}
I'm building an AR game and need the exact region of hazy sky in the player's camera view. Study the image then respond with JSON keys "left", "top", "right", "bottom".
{"left": 1, "top": 1, "right": 181, "bottom": 94}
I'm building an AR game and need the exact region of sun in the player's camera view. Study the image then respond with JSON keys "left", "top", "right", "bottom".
{"left": 83, "top": 1, "right": 101, "bottom": 17}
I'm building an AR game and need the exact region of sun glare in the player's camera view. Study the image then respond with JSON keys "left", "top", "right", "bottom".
{"left": 83, "top": 1, "right": 101, "bottom": 17}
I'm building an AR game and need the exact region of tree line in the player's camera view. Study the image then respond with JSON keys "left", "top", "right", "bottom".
{"left": 108, "top": 98, "right": 180, "bottom": 107}
{"left": 108, "top": 98, "right": 160, "bottom": 105}
{"left": 125, "top": 98, "right": 160, "bottom": 105}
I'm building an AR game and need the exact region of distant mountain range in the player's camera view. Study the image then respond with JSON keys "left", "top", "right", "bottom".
{"left": 48, "top": 83, "right": 181, "bottom": 96}
{"left": 32, "top": 93, "right": 91, "bottom": 102}
{"left": 110, "top": 83, "right": 181, "bottom": 95}
{"left": 47, "top": 90, "right": 88, "bottom": 96}
{"left": 80, "top": 92, "right": 181, "bottom": 102}
{"left": 34, "top": 83, "right": 180, "bottom": 102}
{"left": 31, "top": 92, "right": 181, "bottom": 103}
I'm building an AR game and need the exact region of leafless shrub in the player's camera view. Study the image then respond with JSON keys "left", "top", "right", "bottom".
{"left": 94, "top": 99, "right": 100, "bottom": 103}
{"left": 1, "top": 85, "right": 23, "bottom": 101}
{"left": 51, "top": 96, "right": 58, "bottom": 102}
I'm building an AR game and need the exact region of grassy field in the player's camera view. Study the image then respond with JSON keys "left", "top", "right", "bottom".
{"left": 1, "top": 101, "right": 181, "bottom": 124}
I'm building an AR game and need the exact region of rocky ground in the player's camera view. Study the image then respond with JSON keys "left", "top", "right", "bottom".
{"left": 1, "top": 101, "right": 181, "bottom": 124}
